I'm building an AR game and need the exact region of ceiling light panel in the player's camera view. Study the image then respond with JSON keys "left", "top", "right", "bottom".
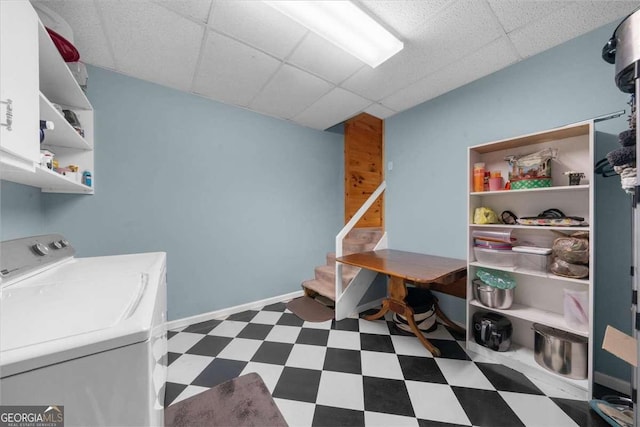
{"left": 264, "top": 1, "right": 403, "bottom": 68}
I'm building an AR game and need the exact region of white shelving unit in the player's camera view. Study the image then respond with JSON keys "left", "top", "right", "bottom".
{"left": 0, "top": 3, "right": 94, "bottom": 194}
{"left": 466, "top": 121, "right": 594, "bottom": 400}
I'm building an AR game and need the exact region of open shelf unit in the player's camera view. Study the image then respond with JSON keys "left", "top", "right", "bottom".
{"left": 2, "top": 164, "right": 93, "bottom": 194}
{"left": 0, "top": 4, "right": 94, "bottom": 194}
{"left": 466, "top": 121, "right": 594, "bottom": 400}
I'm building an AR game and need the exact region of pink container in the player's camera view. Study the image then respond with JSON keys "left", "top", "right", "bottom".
{"left": 489, "top": 177, "right": 504, "bottom": 191}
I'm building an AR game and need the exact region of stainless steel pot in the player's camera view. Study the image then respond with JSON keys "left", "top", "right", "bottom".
{"left": 533, "top": 323, "right": 588, "bottom": 380}
{"left": 473, "top": 279, "right": 513, "bottom": 309}
{"left": 602, "top": 7, "right": 640, "bottom": 92}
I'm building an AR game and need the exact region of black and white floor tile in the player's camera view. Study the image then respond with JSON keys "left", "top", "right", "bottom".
{"left": 165, "top": 302, "right": 610, "bottom": 427}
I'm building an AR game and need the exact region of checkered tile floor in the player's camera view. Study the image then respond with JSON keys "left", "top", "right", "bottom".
{"left": 165, "top": 301, "right": 608, "bottom": 427}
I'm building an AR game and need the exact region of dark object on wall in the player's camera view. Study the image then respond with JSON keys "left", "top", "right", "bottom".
{"left": 618, "top": 129, "right": 636, "bottom": 146}
{"left": 594, "top": 158, "right": 617, "bottom": 177}
{"left": 600, "top": 6, "right": 640, "bottom": 424}
{"left": 607, "top": 145, "right": 636, "bottom": 167}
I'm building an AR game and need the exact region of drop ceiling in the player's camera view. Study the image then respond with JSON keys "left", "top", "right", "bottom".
{"left": 33, "top": 0, "right": 639, "bottom": 130}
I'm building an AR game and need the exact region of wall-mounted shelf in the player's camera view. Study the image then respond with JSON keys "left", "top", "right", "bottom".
{"left": 39, "top": 93, "right": 91, "bottom": 150}
{"left": 0, "top": 2, "right": 94, "bottom": 194}
{"left": 38, "top": 20, "right": 91, "bottom": 110}
{"left": 2, "top": 164, "right": 93, "bottom": 194}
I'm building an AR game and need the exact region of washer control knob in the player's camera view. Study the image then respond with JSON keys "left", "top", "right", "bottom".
{"left": 52, "top": 241, "right": 63, "bottom": 249}
{"left": 59, "top": 239, "right": 69, "bottom": 247}
{"left": 32, "top": 243, "right": 49, "bottom": 256}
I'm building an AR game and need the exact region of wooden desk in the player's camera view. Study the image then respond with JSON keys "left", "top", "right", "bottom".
{"left": 336, "top": 249, "right": 467, "bottom": 357}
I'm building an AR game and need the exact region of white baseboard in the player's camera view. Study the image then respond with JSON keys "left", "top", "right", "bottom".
{"left": 166, "top": 290, "right": 304, "bottom": 330}
{"left": 594, "top": 371, "right": 631, "bottom": 396}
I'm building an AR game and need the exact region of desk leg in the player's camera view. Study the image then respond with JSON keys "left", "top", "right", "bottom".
{"left": 364, "top": 276, "right": 442, "bottom": 357}
{"left": 435, "top": 305, "right": 465, "bottom": 334}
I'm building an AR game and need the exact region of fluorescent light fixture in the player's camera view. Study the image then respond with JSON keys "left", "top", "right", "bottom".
{"left": 264, "top": 1, "right": 403, "bottom": 68}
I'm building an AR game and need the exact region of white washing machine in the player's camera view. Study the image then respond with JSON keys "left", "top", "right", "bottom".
{"left": 0, "top": 234, "right": 167, "bottom": 426}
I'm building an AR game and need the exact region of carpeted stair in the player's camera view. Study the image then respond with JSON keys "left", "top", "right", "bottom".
{"left": 302, "top": 227, "right": 383, "bottom": 302}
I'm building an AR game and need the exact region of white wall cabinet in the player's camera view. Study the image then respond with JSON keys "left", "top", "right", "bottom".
{"left": 0, "top": 0, "right": 94, "bottom": 194}
{"left": 466, "top": 121, "right": 594, "bottom": 399}
{"left": 0, "top": 0, "right": 40, "bottom": 170}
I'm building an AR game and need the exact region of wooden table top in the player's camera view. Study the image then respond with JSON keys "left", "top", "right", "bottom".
{"left": 336, "top": 249, "right": 467, "bottom": 284}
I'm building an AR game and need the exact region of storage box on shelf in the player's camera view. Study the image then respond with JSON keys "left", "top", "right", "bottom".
{"left": 0, "top": 2, "right": 93, "bottom": 194}
{"left": 466, "top": 121, "right": 594, "bottom": 399}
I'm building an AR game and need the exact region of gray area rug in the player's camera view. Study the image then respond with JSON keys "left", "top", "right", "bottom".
{"left": 165, "top": 372, "right": 288, "bottom": 427}
{"left": 286, "top": 296, "right": 334, "bottom": 322}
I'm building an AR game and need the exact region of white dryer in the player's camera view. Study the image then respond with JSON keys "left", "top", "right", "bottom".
{"left": 0, "top": 234, "right": 167, "bottom": 426}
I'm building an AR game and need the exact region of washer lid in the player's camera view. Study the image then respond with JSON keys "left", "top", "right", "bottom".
{"left": 1, "top": 272, "right": 146, "bottom": 352}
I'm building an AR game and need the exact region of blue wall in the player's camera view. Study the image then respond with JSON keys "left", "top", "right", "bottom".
{"left": 385, "top": 22, "right": 632, "bottom": 381}
{"left": 40, "top": 66, "right": 344, "bottom": 320}
{"left": 1, "top": 181, "right": 46, "bottom": 240}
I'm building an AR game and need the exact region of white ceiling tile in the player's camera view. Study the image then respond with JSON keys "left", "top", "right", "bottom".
{"left": 337, "top": 45, "right": 424, "bottom": 102}
{"left": 382, "top": 36, "right": 520, "bottom": 112}
{"left": 288, "top": 33, "right": 365, "bottom": 84}
{"left": 32, "top": 0, "right": 116, "bottom": 69}
{"left": 364, "top": 103, "right": 397, "bottom": 120}
{"left": 509, "top": 1, "right": 640, "bottom": 59}
{"left": 487, "top": 1, "right": 572, "bottom": 33}
{"left": 293, "top": 88, "right": 372, "bottom": 130}
{"left": 193, "top": 32, "right": 281, "bottom": 107}
{"left": 153, "top": 0, "right": 213, "bottom": 24}
{"left": 360, "top": 0, "right": 454, "bottom": 38}
{"left": 250, "top": 64, "right": 333, "bottom": 120}
{"left": 32, "top": 0, "right": 638, "bottom": 128}
{"left": 210, "top": 1, "right": 308, "bottom": 60}
{"left": 97, "top": 0, "right": 204, "bottom": 92}
{"left": 341, "top": 0, "right": 504, "bottom": 101}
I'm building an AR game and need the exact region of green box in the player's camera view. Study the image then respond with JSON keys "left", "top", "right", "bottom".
{"left": 511, "top": 178, "right": 552, "bottom": 190}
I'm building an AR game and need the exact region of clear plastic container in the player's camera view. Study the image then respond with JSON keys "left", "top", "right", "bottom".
{"left": 473, "top": 247, "right": 516, "bottom": 267}
{"left": 512, "top": 246, "right": 552, "bottom": 272}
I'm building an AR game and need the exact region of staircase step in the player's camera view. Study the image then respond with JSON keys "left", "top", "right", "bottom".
{"left": 315, "top": 264, "right": 358, "bottom": 287}
{"left": 346, "top": 227, "right": 384, "bottom": 243}
{"left": 302, "top": 227, "right": 384, "bottom": 303}
{"left": 302, "top": 279, "right": 335, "bottom": 300}
{"left": 328, "top": 236, "right": 382, "bottom": 264}
{"left": 342, "top": 240, "right": 378, "bottom": 254}
{"left": 342, "top": 241, "right": 367, "bottom": 254}
{"left": 326, "top": 253, "right": 361, "bottom": 272}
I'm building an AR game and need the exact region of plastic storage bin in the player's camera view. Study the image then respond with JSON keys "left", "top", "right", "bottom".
{"left": 512, "top": 246, "right": 552, "bottom": 272}
{"left": 473, "top": 247, "right": 516, "bottom": 267}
